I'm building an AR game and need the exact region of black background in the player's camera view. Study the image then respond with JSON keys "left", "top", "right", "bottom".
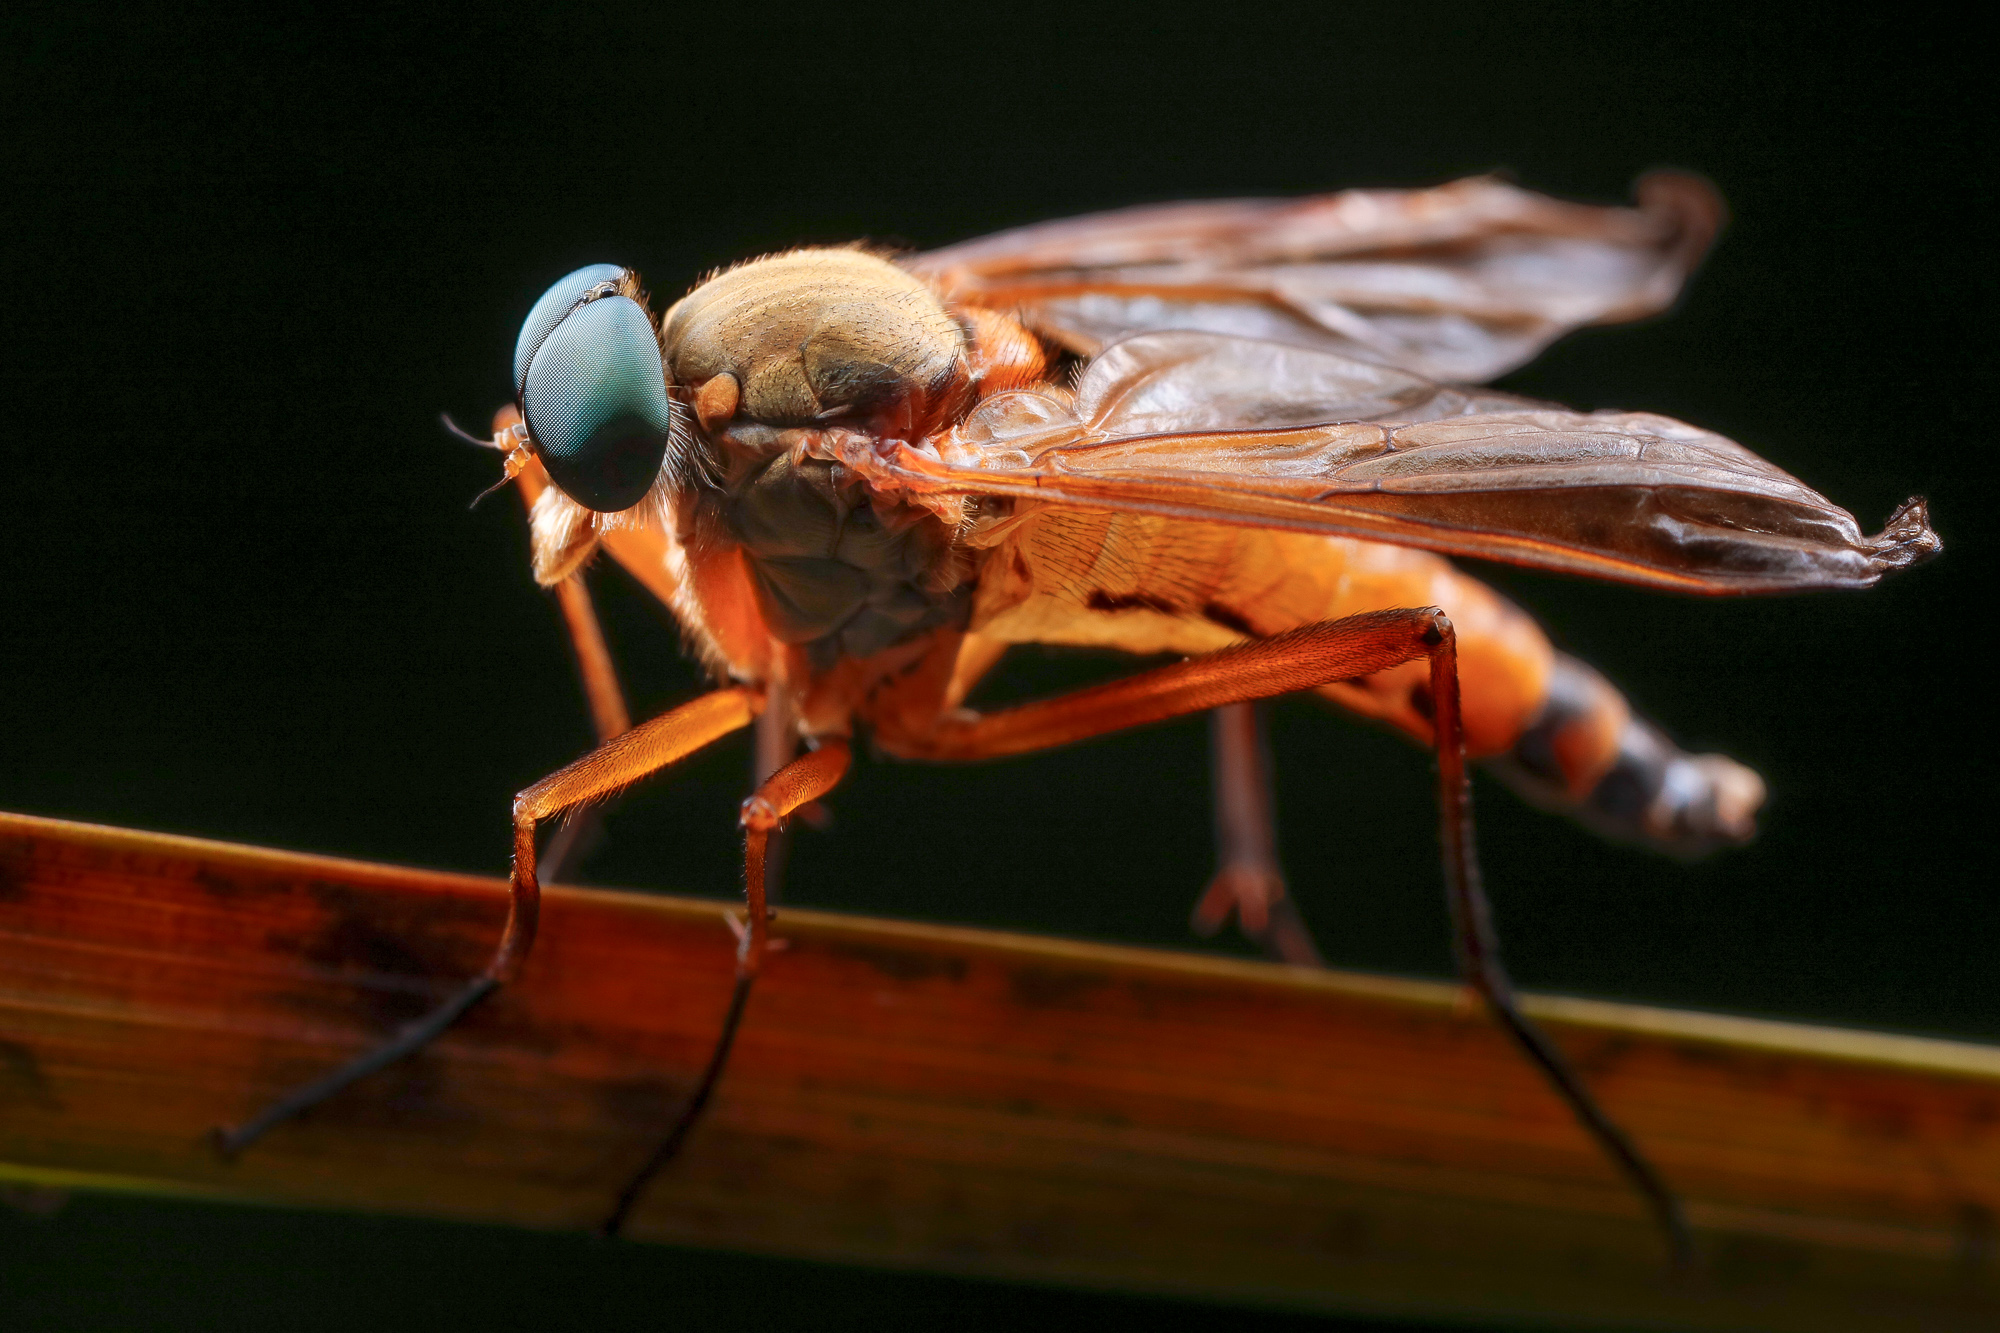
{"left": 2, "top": 4, "right": 1989, "bottom": 1329}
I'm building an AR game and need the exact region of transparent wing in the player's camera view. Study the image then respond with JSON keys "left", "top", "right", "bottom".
{"left": 843, "top": 332, "right": 1938, "bottom": 595}
{"left": 906, "top": 172, "right": 1724, "bottom": 384}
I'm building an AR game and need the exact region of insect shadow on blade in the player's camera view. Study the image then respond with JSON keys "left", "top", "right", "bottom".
{"left": 213, "top": 172, "right": 1940, "bottom": 1269}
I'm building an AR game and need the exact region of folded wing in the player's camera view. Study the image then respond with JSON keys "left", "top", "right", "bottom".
{"left": 906, "top": 172, "right": 1725, "bottom": 384}
{"left": 852, "top": 332, "right": 1938, "bottom": 595}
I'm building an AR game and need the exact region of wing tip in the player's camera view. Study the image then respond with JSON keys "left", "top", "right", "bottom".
{"left": 1864, "top": 496, "right": 1943, "bottom": 574}
{"left": 1632, "top": 169, "right": 1728, "bottom": 271}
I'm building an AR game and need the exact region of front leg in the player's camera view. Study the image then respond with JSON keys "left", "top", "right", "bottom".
{"left": 214, "top": 685, "right": 761, "bottom": 1157}
{"left": 537, "top": 572, "right": 633, "bottom": 882}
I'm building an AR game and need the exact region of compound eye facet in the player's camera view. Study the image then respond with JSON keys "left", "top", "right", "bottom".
{"left": 514, "top": 263, "right": 626, "bottom": 395}
{"left": 515, "top": 268, "right": 674, "bottom": 514}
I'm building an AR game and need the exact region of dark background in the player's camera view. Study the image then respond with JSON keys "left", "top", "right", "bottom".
{"left": 2, "top": 3, "right": 1989, "bottom": 1329}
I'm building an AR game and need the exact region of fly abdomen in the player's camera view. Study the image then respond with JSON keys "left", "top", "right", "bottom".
{"left": 1491, "top": 654, "right": 1765, "bottom": 858}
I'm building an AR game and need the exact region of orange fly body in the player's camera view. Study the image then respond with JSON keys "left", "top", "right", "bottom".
{"left": 219, "top": 173, "right": 1940, "bottom": 1264}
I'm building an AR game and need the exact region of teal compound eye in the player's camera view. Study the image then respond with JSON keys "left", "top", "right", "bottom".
{"left": 514, "top": 265, "right": 674, "bottom": 513}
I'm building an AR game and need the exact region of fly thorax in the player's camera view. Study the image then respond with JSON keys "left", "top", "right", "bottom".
{"left": 661, "top": 248, "right": 970, "bottom": 437}
{"left": 662, "top": 248, "right": 974, "bottom": 665}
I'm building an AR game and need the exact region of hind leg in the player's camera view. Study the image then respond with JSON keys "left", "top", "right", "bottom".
{"left": 892, "top": 608, "right": 1692, "bottom": 1268}
{"left": 1191, "top": 702, "right": 1323, "bottom": 966}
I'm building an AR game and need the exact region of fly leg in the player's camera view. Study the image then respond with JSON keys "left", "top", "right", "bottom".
{"left": 500, "top": 397, "right": 636, "bottom": 885}
{"left": 750, "top": 679, "right": 801, "bottom": 902}
{"left": 1426, "top": 658, "right": 1697, "bottom": 1272}
{"left": 602, "top": 736, "right": 851, "bottom": 1237}
{"left": 537, "top": 579, "right": 820, "bottom": 897}
{"left": 539, "top": 573, "right": 633, "bottom": 882}
{"left": 213, "top": 685, "right": 761, "bottom": 1158}
{"left": 1191, "top": 702, "right": 1323, "bottom": 966}
{"left": 900, "top": 609, "right": 1691, "bottom": 1268}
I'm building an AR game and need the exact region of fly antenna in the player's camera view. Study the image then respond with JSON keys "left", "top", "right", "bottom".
{"left": 468, "top": 474, "right": 516, "bottom": 511}
{"left": 467, "top": 431, "right": 534, "bottom": 511}
{"left": 449, "top": 410, "right": 534, "bottom": 509}
{"left": 441, "top": 411, "right": 504, "bottom": 449}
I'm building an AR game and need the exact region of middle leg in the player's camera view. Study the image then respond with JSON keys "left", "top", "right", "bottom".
{"left": 750, "top": 678, "right": 802, "bottom": 901}
{"left": 601, "top": 736, "right": 852, "bottom": 1237}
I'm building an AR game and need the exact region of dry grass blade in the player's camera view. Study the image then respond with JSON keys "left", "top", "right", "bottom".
{"left": 1, "top": 810, "right": 1994, "bottom": 1330}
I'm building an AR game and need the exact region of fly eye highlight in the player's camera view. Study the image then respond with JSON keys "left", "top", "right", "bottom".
{"left": 514, "top": 264, "right": 675, "bottom": 514}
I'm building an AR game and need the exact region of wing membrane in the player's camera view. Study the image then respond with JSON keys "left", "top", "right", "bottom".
{"left": 905, "top": 173, "right": 1724, "bottom": 384}
{"left": 848, "top": 333, "right": 1938, "bottom": 595}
